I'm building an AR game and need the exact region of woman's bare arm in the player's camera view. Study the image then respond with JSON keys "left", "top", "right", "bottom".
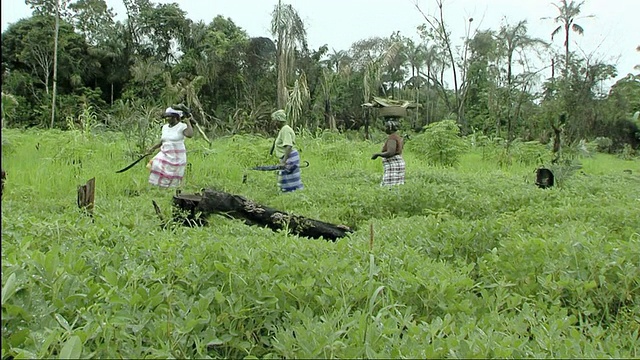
{"left": 372, "top": 139, "right": 397, "bottom": 159}
{"left": 183, "top": 117, "right": 194, "bottom": 138}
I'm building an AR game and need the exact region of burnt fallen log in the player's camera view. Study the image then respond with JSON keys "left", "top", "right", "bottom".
{"left": 172, "top": 189, "right": 352, "bottom": 241}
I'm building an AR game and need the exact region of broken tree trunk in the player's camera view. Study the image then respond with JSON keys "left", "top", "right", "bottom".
{"left": 77, "top": 177, "right": 95, "bottom": 216}
{"left": 1, "top": 169, "right": 5, "bottom": 200}
{"left": 172, "top": 189, "right": 352, "bottom": 241}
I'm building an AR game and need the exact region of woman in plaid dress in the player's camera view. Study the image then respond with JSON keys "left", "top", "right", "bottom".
{"left": 146, "top": 107, "right": 194, "bottom": 188}
{"left": 371, "top": 120, "right": 405, "bottom": 186}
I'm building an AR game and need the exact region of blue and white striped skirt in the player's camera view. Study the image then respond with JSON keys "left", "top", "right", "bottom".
{"left": 278, "top": 150, "right": 304, "bottom": 192}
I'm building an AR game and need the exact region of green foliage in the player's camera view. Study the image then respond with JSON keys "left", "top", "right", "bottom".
{"left": 411, "top": 120, "right": 468, "bottom": 167}
{"left": 619, "top": 144, "right": 637, "bottom": 160}
{"left": 2, "top": 130, "right": 638, "bottom": 358}
{"left": 505, "top": 140, "right": 548, "bottom": 167}
{"left": 593, "top": 137, "right": 613, "bottom": 153}
{"left": 1, "top": 92, "right": 20, "bottom": 127}
{"left": 471, "top": 136, "right": 550, "bottom": 167}
{"left": 110, "top": 99, "right": 163, "bottom": 157}
{"left": 1, "top": 1, "right": 637, "bottom": 145}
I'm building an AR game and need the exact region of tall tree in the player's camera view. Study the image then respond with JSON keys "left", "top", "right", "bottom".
{"left": 68, "top": 0, "right": 116, "bottom": 46}
{"left": 121, "top": 0, "right": 152, "bottom": 56}
{"left": 546, "top": 0, "right": 592, "bottom": 76}
{"left": 271, "top": 0, "right": 307, "bottom": 109}
{"left": 420, "top": 44, "right": 446, "bottom": 125}
{"left": 404, "top": 38, "right": 427, "bottom": 128}
{"left": 25, "top": 0, "right": 72, "bottom": 128}
{"left": 245, "top": 36, "right": 277, "bottom": 104}
{"left": 130, "top": 57, "right": 163, "bottom": 99}
{"left": 139, "top": 3, "right": 190, "bottom": 64}
{"left": 495, "top": 20, "right": 547, "bottom": 141}
{"left": 415, "top": 0, "right": 476, "bottom": 129}
{"left": 415, "top": 0, "right": 460, "bottom": 119}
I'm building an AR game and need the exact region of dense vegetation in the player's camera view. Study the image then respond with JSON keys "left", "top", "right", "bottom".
{"left": 2, "top": 0, "right": 640, "bottom": 358}
{"left": 2, "top": 129, "right": 639, "bottom": 358}
{"left": 1, "top": 0, "right": 639, "bottom": 152}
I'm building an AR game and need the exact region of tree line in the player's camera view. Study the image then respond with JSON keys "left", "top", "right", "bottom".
{"left": 2, "top": 0, "right": 639, "bottom": 151}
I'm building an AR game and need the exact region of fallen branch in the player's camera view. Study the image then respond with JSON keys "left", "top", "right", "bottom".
{"left": 191, "top": 118, "right": 212, "bottom": 144}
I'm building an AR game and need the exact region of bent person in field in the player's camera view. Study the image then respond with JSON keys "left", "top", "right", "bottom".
{"left": 146, "top": 106, "right": 194, "bottom": 188}
{"left": 272, "top": 110, "right": 303, "bottom": 192}
{"left": 371, "top": 120, "right": 405, "bottom": 186}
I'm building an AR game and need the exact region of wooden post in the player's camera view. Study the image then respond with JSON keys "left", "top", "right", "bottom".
{"left": 152, "top": 200, "right": 165, "bottom": 223}
{"left": 1, "top": 169, "right": 6, "bottom": 200}
{"left": 77, "top": 177, "right": 95, "bottom": 215}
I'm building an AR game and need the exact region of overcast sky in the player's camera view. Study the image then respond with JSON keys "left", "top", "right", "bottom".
{"left": 2, "top": 0, "right": 638, "bottom": 88}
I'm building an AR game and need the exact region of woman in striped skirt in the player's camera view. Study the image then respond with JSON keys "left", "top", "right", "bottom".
{"left": 146, "top": 106, "right": 194, "bottom": 188}
{"left": 272, "top": 110, "right": 304, "bottom": 192}
{"left": 371, "top": 120, "right": 405, "bottom": 186}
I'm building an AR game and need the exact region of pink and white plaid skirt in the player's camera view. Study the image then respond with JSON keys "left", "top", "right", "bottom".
{"left": 148, "top": 141, "right": 187, "bottom": 188}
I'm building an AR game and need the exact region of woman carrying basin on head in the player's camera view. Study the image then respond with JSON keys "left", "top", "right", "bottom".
{"left": 371, "top": 119, "right": 405, "bottom": 186}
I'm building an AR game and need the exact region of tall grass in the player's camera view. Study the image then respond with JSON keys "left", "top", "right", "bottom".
{"left": 2, "top": 129, "right": 639, "bottom": 358}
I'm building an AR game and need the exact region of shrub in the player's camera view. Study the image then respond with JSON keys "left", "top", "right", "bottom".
{"left": 593, "top": 137, "right": 613, "bottom": 153}
{"left": 410, "top": 120, "right": 468, "bottom": 167}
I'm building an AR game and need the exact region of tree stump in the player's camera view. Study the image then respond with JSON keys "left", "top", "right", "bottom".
{"left": 172, "top": 189, "right": 353, "bottom": 241}
{"left": 535, "top": 168, "right": 554, "bottom": 189}
{"left": 77, "top": 177, "right": 96, "bottom": 215}
{"left": 1, "top": 169, "right": 5, "bottom": 200}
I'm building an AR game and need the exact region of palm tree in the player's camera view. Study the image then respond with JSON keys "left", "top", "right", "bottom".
{"left": 362, "top": 42, "right": 402, "bottom": 103}
{"left": 497, "top": 20, "right": 547, "bottom": 87}
{"left": 495, "top": 20, "right": 547, "bottom": 146}
{"left": 418, "top": 44, "right": 448, "bottom": 124}
{"left": 319, "top": 49, "right": 352, "bottom": 131}
{"left": 405, "top": 39, "right": 427, "bottom": 128}
{"left": 546, "top": 0, "right": 592, "bottom": 76}
{"left": 271, "top": 0, "right": 307, "bottom": 109}
{"left": 130, "top": 57, "right": 163, "bottom": 98}
{"left": 327, "top": 49, "right": 347, "bottom": 73}
{"left": 285, "top": 72, "right": 310, "bottom": 129}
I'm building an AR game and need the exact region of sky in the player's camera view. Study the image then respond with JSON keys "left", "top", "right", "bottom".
{"left": 2, "top": 0, "right": 638, "bottom": 89}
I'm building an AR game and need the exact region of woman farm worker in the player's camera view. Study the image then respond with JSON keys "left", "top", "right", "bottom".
{"left": 272, "top": 109, "right": 304, "bottom": 192}
{"left": 146, "top": 106, "right": 194, "bottom": 188}
{"left": 371, "top": 120, "right": 405, "bottom": 186}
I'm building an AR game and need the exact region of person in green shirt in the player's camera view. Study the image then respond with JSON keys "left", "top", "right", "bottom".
{"left": 271, "top": 110, "right": 303, "bottom": 192}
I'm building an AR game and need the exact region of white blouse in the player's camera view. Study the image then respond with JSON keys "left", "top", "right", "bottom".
{"left": 161, "top": 122, "right": 187, "bottom": 142}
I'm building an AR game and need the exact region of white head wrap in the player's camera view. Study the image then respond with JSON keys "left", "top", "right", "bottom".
{"left": 163, "top": 107, "right": 183, "bottom": 118}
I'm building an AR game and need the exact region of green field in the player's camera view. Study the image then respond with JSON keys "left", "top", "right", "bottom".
{"left": 2, "top": 129, "right": 639, "bottom": 358}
